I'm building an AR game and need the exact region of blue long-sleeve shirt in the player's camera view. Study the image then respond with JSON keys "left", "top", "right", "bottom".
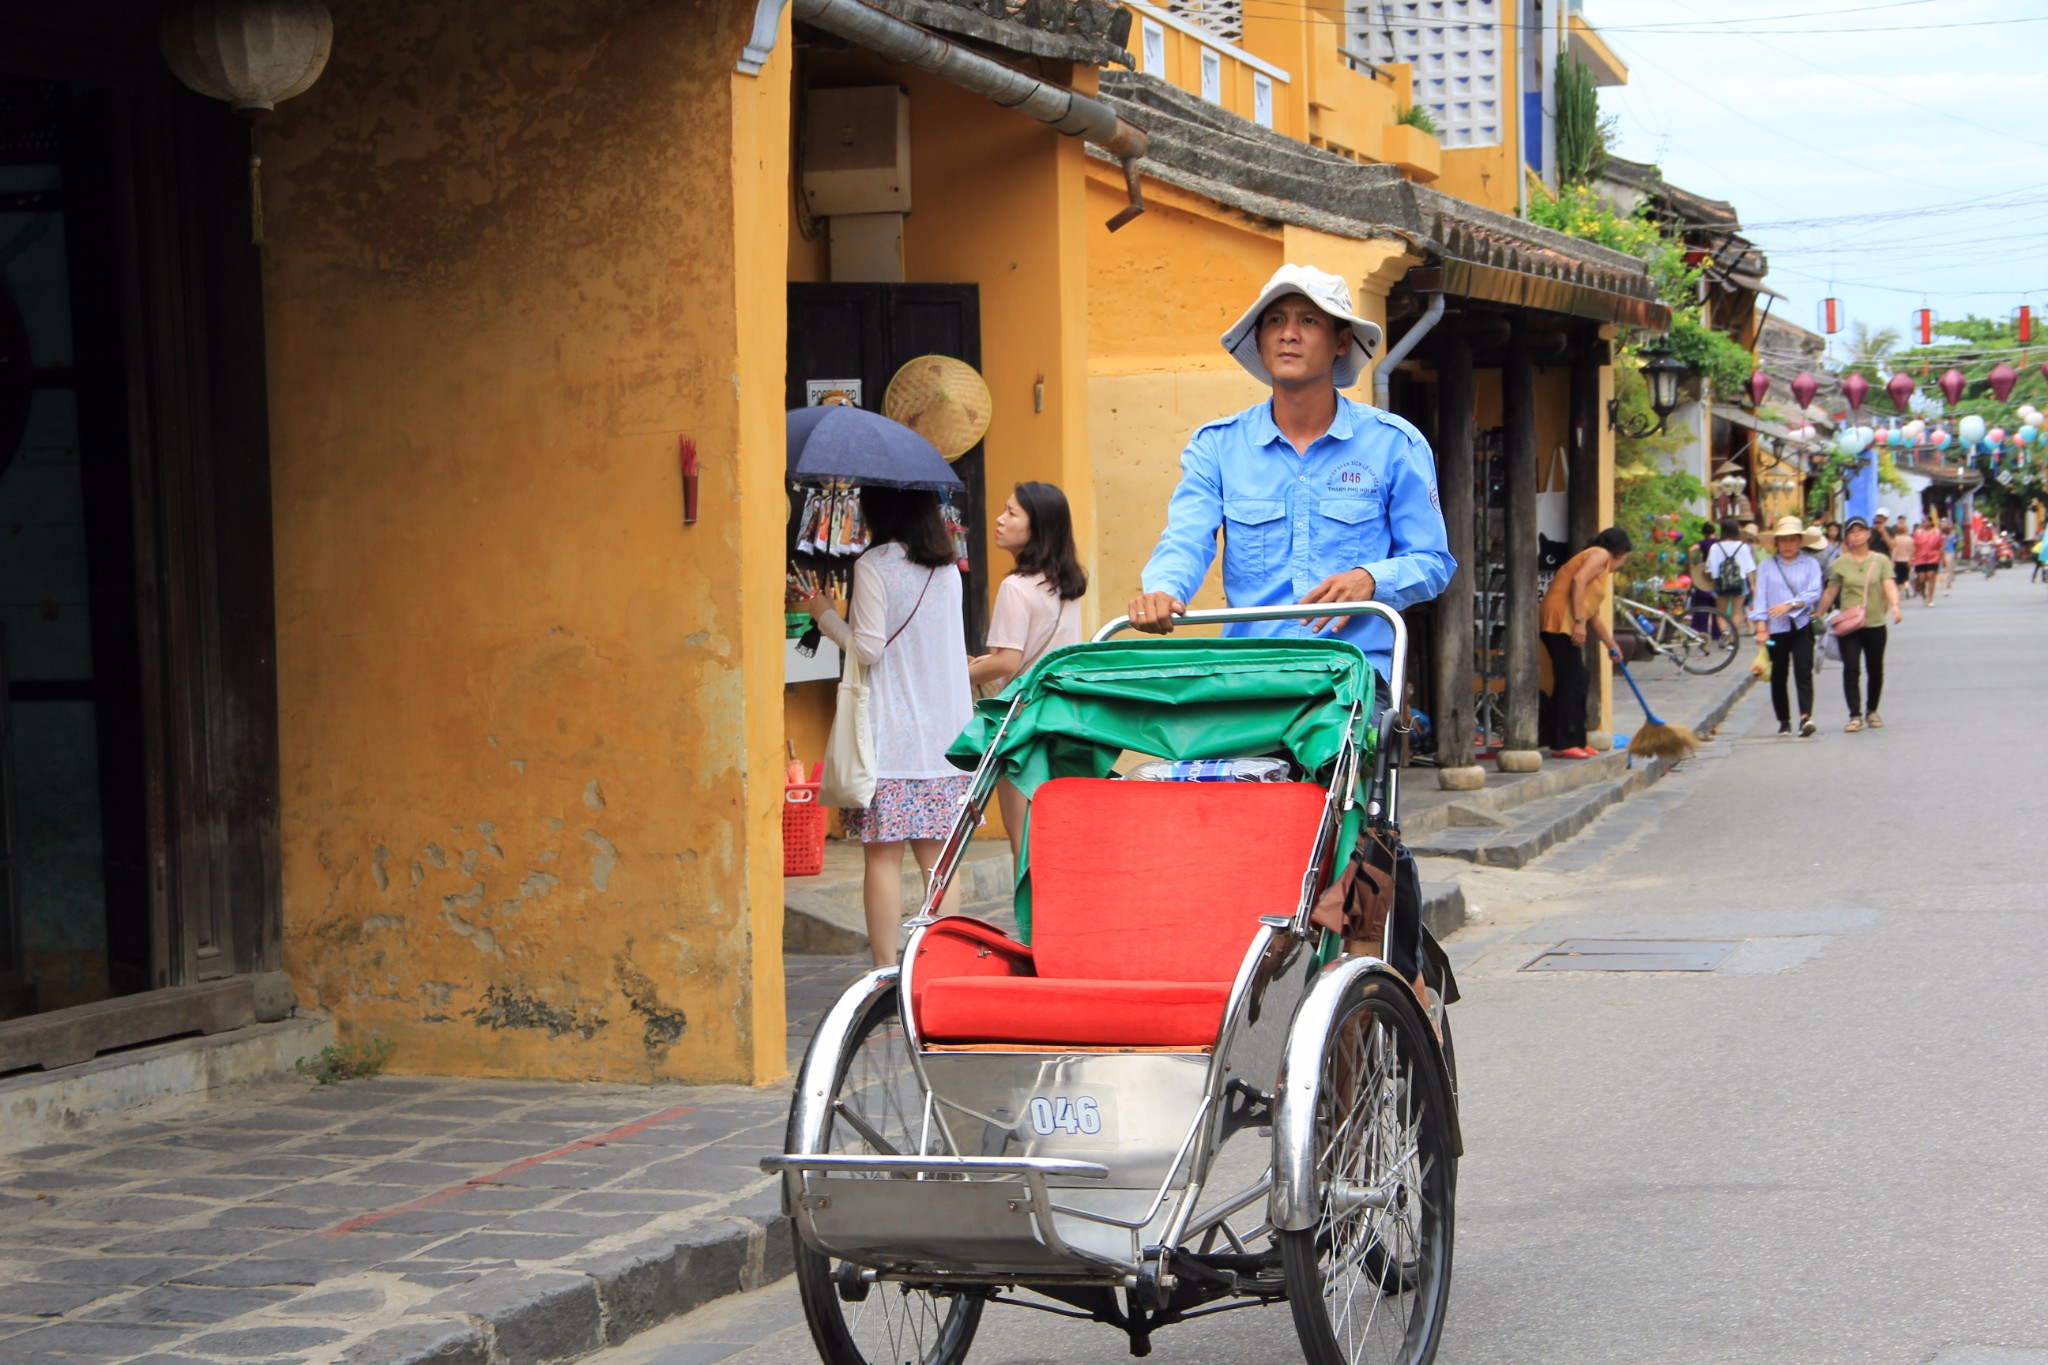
{"left": 1139, "top": 396, "right": 1456, "bottom": 682}
{"left": 1747, "top": 551, "right": 1824, "bottom": 633}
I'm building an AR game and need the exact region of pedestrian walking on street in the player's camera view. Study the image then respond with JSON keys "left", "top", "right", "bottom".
{"left": 1705, "top": 517, "right": 1757, "bottom": 641}
{"left": 1817, "top": 515, "right": 1902, "bottom": 732}
{"left": 1751, "top": 514, "right": 1825, "bottom": 736}
{"left": 801, "top": 486, "right": 971, "bottom": 966}
{"left": 1539, "top": 526, "right": 1629, "bottom": 758}
{"left": 1942, "top": 518, "right": 1958, "bottom": 594}
{"left": 967, "top": 480, "right": 1086, "bottom": 860}
{"left": 1818, "top": 520, "right": 1844, "bottom": 576}
{"left": 1911, "top": 515, "right": 1945, "bottom": 604}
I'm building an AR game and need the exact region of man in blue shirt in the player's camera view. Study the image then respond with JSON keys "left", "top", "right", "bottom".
{"left": 1124, "top": 265, "right": 1456, "bottom": 691}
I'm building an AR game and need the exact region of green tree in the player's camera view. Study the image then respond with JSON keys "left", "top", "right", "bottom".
{"left": 1894, "top": 315, "right": 2048, "bottom": 524}
{"left": 1555, "top": 51, "right": 1604, "bottom": 187}
{"left": 1842, "top": 322, "right": 1901, "bottom": 379}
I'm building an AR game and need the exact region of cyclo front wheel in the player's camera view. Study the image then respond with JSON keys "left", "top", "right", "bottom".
{"left": 1280, "top": 972, "right": 1455, "bottom": 1365}
{"left": 790, "top": 989, "right": 983, "bottom": 1365}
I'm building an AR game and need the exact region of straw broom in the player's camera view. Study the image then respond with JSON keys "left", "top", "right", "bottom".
{"left": 1614, "top": 657, "right": 1701, "bottom": 761}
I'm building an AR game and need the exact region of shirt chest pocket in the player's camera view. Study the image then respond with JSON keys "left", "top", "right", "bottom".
{"left": 1223, "top": 498, "right": 1287, "bottom": 580}
{"left": 1313, "top": 494, "right": 1381, "bottom": 567}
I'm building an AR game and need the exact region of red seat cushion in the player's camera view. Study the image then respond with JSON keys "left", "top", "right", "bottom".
{"left": 920, "top": 976, "right": 1233, "bottom": 1048}
{"left": 911, "top": 779, "right": 1329, "bottom": 1049}
{"left": 1026, "top": 777, "right": 1329, "bottom": 983}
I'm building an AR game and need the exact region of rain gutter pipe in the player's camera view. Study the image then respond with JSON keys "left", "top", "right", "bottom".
{"left": 790, "top": 0, "right": 1150, "bottom": 230}
{"left": 1373, "top": 292, "right": 1446, "bottom": 409}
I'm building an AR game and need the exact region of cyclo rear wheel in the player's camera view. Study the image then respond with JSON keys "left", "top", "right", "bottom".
{"left": 790, "top": 989, "right": 983, "bottom": 1365}
{"left": 1280, "top": 973, "right": 1455, "bottom": 1365}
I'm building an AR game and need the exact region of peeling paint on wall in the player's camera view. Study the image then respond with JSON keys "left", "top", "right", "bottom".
{"left": 614, "top": 941, "right": 687, "bottom": 1055}
{"left": 583, "top": 830, "right": 617, "bottom": 892}
{"left": 467, "top": 983, "right": 607, "bottom": 1040}
{"left": 583, "top": 779, "right": 606, "bottom": 811}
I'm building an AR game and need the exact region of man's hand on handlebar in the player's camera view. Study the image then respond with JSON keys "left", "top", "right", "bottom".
{"left": 1126, "top": 591, "right": 1186, "bottom": 634}
{"left": 1298, "top": 568, "right": 1377, "bottom": 634}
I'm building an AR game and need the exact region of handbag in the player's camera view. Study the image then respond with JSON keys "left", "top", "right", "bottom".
{"left": 820, "top": 567, "right": 937, "bottom": 809}
{"left": 1827, "top": 555, "right": 1883, "bottom": 636}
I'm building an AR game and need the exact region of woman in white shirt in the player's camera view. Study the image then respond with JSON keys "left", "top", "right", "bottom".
{"left": 1704, "top": 517, "right": 1758, "bottom": 639}
{"left": 802, "top": 488, "right": 972, "bottom": 967}
{"left": 967, "top": 483, "right": 1087, "bottom": 860}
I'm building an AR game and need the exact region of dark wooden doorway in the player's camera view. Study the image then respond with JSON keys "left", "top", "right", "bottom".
{"left": 0, "top": 15, "right": 281, "bottom": 1066}
{"left": 786, "top": 282, "right": 988, "bottom": 651}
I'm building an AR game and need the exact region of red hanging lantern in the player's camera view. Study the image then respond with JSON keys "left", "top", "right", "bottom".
{"left": 1791, "top": 372, "right": 1819, "bottom": 409}
{"left": 1886, "top": 371, "right": 1915, "bottom": 412}
{"left": 1939, "top": 368, "right": 1967, "bottom": 407}
{"left": 2014, "top": 306, "right": 2033, "bottom": 345}
{"left": 1911, "top": 308, "right": 1934, "bottom": 346}
{"left": 1819, "top": 298, "right": 1843, "bottom": 335}
{"left": 1988, "top": 362, "right": 2018, "bottom": 402}
{"left": 1746, "top": 370, "right": 1770, "bottom": 407}
{"left": 1842, "top": 371, "right": 1869, "bottom": 413}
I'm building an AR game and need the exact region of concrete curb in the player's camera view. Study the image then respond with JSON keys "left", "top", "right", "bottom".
{"left": 1411, "top": 668, "right": 1756, "bottom": 871}
{"left": 343, "top": 1213, "right": 795, "bottom": 1365}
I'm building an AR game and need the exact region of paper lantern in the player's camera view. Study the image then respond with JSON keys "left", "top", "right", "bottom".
{"left": 1791, "top": 372, "right": 1819, "bottom": 409}
{"left": 1939, "top": 368, "right": 1968, "bottom": 407}
{"left": 1904, "top": 419, "right": 1926, "bottom": 440}
{"left": 1988, "top": 363, "right": 2018, "bottom": 402}
{"left": 1959, "top": 414, "right": 1987, "bottom": 446}
{"left": 1932, "top": 429, "right": 1950, "bottom": 449}
{"left": 1886, "top": 371, "right": 1914, "bottom": 413}
{"left": 160, "top": 0, "right": 333, "bottom": 114}
{"left": 1842, "top": 372, "right": 1869, "bottom": 413}
{"left": 2019, "top": 424, "right": 2039, "bottom": 446}
{"left": 1746, "top": 370, "right": 1771, "bottom": 407}
{"left": 1988, "top": 427, "right": 2006, "bottom": 446}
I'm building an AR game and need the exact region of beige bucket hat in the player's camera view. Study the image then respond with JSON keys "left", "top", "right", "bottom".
{"left": 1220, "top": 264, "right": 1384, "bottom": 389}
{"left": 1771, "top": 514, "right": 1807, "bottom": 538}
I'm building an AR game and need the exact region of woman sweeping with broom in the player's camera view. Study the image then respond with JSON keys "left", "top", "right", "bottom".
{"left": 1539, "top": 527, "right": 1630, "bottom": 758}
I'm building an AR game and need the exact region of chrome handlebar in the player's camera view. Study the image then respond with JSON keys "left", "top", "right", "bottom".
{"left": 1089, "top": 601, "right": 1407, "bottom": 696}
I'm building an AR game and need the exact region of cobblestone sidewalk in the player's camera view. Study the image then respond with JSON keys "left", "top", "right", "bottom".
{"left": 0, "top": 1070, "right": 802, "bottom": 1364}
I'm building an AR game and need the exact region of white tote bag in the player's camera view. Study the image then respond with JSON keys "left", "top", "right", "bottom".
{"left": 819, "top": 644, "right": 877, "bottom": 809}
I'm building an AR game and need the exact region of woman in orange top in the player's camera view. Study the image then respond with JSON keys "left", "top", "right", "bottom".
{"left": 1539, "top": 527, "right": 1631, "bottom": 758}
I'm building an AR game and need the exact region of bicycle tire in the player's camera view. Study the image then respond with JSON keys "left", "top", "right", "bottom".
{"left": 1280, "top": 974, "right": 1456, "bottom": 1365}
{"left": 1676, "top": 618, "right": 1738, "bottom": 675}
{"left": 790, "top": 992, "right": 984, "bottom": 1365}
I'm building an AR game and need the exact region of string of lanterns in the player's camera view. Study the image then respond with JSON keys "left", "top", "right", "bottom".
{"left": 1747, "top": 356, "right": 2047, "bottom": 483}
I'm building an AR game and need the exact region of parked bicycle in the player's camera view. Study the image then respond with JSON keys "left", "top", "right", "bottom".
{"left": 1616, "top": 594, "right": 1739, "bottom": 675}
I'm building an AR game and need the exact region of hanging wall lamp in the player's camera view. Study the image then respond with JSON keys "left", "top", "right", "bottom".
{"left": 1608, "top": 343, "right": 1689, "bottom": 438}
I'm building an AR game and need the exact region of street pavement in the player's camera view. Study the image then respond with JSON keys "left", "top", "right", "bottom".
{"left": 592, "top": 567, "right": 2048, "bottom": 1363}
{"left": 5, "top": 568, "right": 2039, "bottom": 1364}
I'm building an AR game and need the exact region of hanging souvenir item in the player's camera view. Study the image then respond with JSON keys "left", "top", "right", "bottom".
{"left": 938, "top": 492, "right": 971, "bottom": 571}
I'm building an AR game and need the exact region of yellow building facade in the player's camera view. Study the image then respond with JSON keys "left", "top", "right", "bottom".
{"left": 0, "top": 0, "right": 1659, "bottom": 1089}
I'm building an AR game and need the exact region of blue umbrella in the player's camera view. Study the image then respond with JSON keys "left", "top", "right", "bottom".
{"left": 786, "top": 406, "right": 964, "bottom": 491}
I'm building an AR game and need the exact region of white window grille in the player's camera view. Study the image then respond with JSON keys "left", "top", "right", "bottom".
{"left": 1253, "top": 73, "right": 1274, "bottom": 127}
{"left": 1349, "top": 0, "right": 1500, "bottom": 149}
{"left": 1166, "top": 0, "right": 1244, "bottom": 44}
{"left": 1200, "top": 47, "right": 1223, "bottom": 104}
{"left": 1141, "top": 18, "right": 1167, "bottom": 76}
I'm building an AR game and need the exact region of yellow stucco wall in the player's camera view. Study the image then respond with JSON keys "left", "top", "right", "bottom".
{"left": 1084, "top": 170, "right": 1423, "bottom": 620}
{"left": 263, "top": 0, "right": 789, "bottom": 1083}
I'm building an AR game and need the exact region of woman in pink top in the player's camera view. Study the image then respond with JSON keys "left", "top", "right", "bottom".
{"left": 1910, "top": 517, "right": 1945, "bottom": 604}
{"left": 968, "top": 482, "right": 1087, "bottom": 859}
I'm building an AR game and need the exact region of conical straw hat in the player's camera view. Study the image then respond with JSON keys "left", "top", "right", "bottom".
{"left": 883, "top": 355, "right": 992, "bottom": 461}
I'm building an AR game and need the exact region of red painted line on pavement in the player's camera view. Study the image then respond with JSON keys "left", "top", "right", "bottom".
{"left": 318, "top": 1103, "right": 697, "bottom": 1237}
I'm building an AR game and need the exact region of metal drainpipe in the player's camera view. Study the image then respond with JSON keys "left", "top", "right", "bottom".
{"left": 1373, "top": 293, "right": 1446, "bottom": 410}
{"left": 791, "top": 0, "right": 1149, "bottom": 229}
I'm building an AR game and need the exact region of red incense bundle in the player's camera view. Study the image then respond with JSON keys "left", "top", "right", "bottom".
{"left": 679, "top": 435, "right": 699, "bottom": 524}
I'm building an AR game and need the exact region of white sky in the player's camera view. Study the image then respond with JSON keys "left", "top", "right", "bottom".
{"left": 1586, "top": 0, "right": 2048, "bottom": 355}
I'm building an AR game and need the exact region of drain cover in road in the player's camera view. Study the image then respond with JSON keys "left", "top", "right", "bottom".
{"left": 1522, "top": 939, "right": 1740, "bottom": 972}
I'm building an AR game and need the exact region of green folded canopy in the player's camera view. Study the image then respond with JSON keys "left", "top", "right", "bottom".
{"left": 946, "top": 637, "right": 1378, "bottom": 943}
{"left": 947, "top": 636, "right": 1378, "bottom": 793}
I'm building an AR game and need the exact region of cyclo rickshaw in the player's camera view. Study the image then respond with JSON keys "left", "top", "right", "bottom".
{"left": 764, "top": 602, "right": 1462, "bottom": 1365}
